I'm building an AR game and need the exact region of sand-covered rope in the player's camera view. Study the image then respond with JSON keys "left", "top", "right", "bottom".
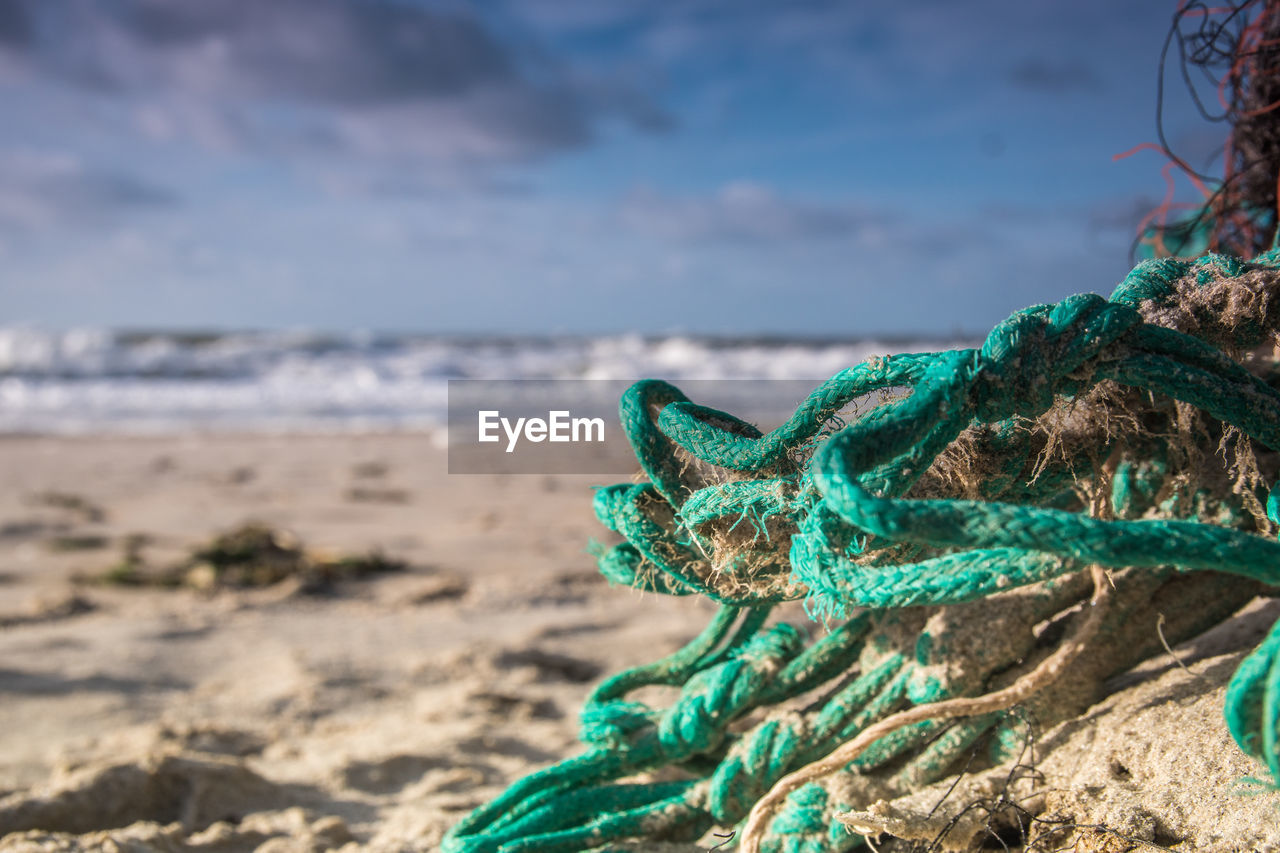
{"left": 738, "top": 565, "right": 1112, "bottom": 852}
{"left": 446, "top": 252, "right": 1280, "bottom": 853}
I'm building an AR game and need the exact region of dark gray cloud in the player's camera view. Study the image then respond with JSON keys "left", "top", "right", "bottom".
{"left": 0, "top": 0, "right": 669, "bottom": 165}
{"left": 618, "top": 183, "right": 883, "bottom": 245}
{"left": 0, "top": 151, "right": 177, "bottom": 232}
{"left": 70, "top": 1, "right": 515, "bottom": 104}
{"left": 0, "top": 0, "right": 30, "bottom": 48}
{"left": 1008, "top": 59, "right": 1102, "bottom": 93}
{"left": 512, "top": 0, "right": 1132, "bottom": 97}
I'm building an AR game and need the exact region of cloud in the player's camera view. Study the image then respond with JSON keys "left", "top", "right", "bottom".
{"left": 511, "top": 0, "right": 1140, "bottom": 109}
{"left": 0, "top": 0, "right": 670, "bottom": 166}
{"left": 1008, "top": 59, "right": 1102, "bottom": 93}
{"left": 0, "top": 0, "right": 30, "bottom": 48}
{"left": 118, "top": 2, "right": 513, "bottom": 104}
{"left": 0, "top": 150, "right": 176, "bottom": 232}
{"left": 617, "top": 182, "right": 884, "bottom": 245}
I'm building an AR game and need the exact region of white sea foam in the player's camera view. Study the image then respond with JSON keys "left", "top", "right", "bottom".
{"left": 0, "top": 328, "right": 975, "bottom": 435}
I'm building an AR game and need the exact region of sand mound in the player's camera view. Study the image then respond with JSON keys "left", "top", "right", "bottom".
{"left": 835, "top": 602, "right": 1280, "bottom": 852}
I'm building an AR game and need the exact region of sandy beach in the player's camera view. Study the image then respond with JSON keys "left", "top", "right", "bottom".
{"left": 0, "top": 433, "right": 719, "bottom": 850}
{"left": 10, "top": 0, "right": 1280, "bottom": 849}
{"left": 0, "top": 432, "right": 1277, "bottom": 852}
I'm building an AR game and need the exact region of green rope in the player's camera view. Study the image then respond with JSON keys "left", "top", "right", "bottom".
{"left": 446, "top": 253, "right": 1280, "bottom": 853}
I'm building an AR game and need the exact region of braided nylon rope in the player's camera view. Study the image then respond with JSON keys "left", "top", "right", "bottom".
{"left": 445, "top": 252, "right": 1280, "bottom": 853}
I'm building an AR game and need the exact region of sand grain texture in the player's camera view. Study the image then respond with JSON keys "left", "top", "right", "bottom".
{"left": 0, "top": 434, "right": 1276, "bottom": 851}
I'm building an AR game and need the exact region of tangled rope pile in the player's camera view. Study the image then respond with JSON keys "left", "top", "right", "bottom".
{"left": 1124, "top": 0, "right": 1280, "bottom": 259}
{"left": 445, "top": 252, "right": 1280, "bottom": 852}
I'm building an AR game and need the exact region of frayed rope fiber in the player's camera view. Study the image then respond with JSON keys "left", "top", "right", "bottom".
{"left": 445, "top": 252, "right": 1280, "bottom": 853}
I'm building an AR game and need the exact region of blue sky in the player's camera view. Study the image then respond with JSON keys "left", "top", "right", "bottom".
{"left": 0, "top": 0, "right": 1221, "bottom": 336}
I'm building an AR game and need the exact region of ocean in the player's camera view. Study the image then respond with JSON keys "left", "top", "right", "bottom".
{"left": 0, "top": 328, "right": 976, "bottom": 435}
